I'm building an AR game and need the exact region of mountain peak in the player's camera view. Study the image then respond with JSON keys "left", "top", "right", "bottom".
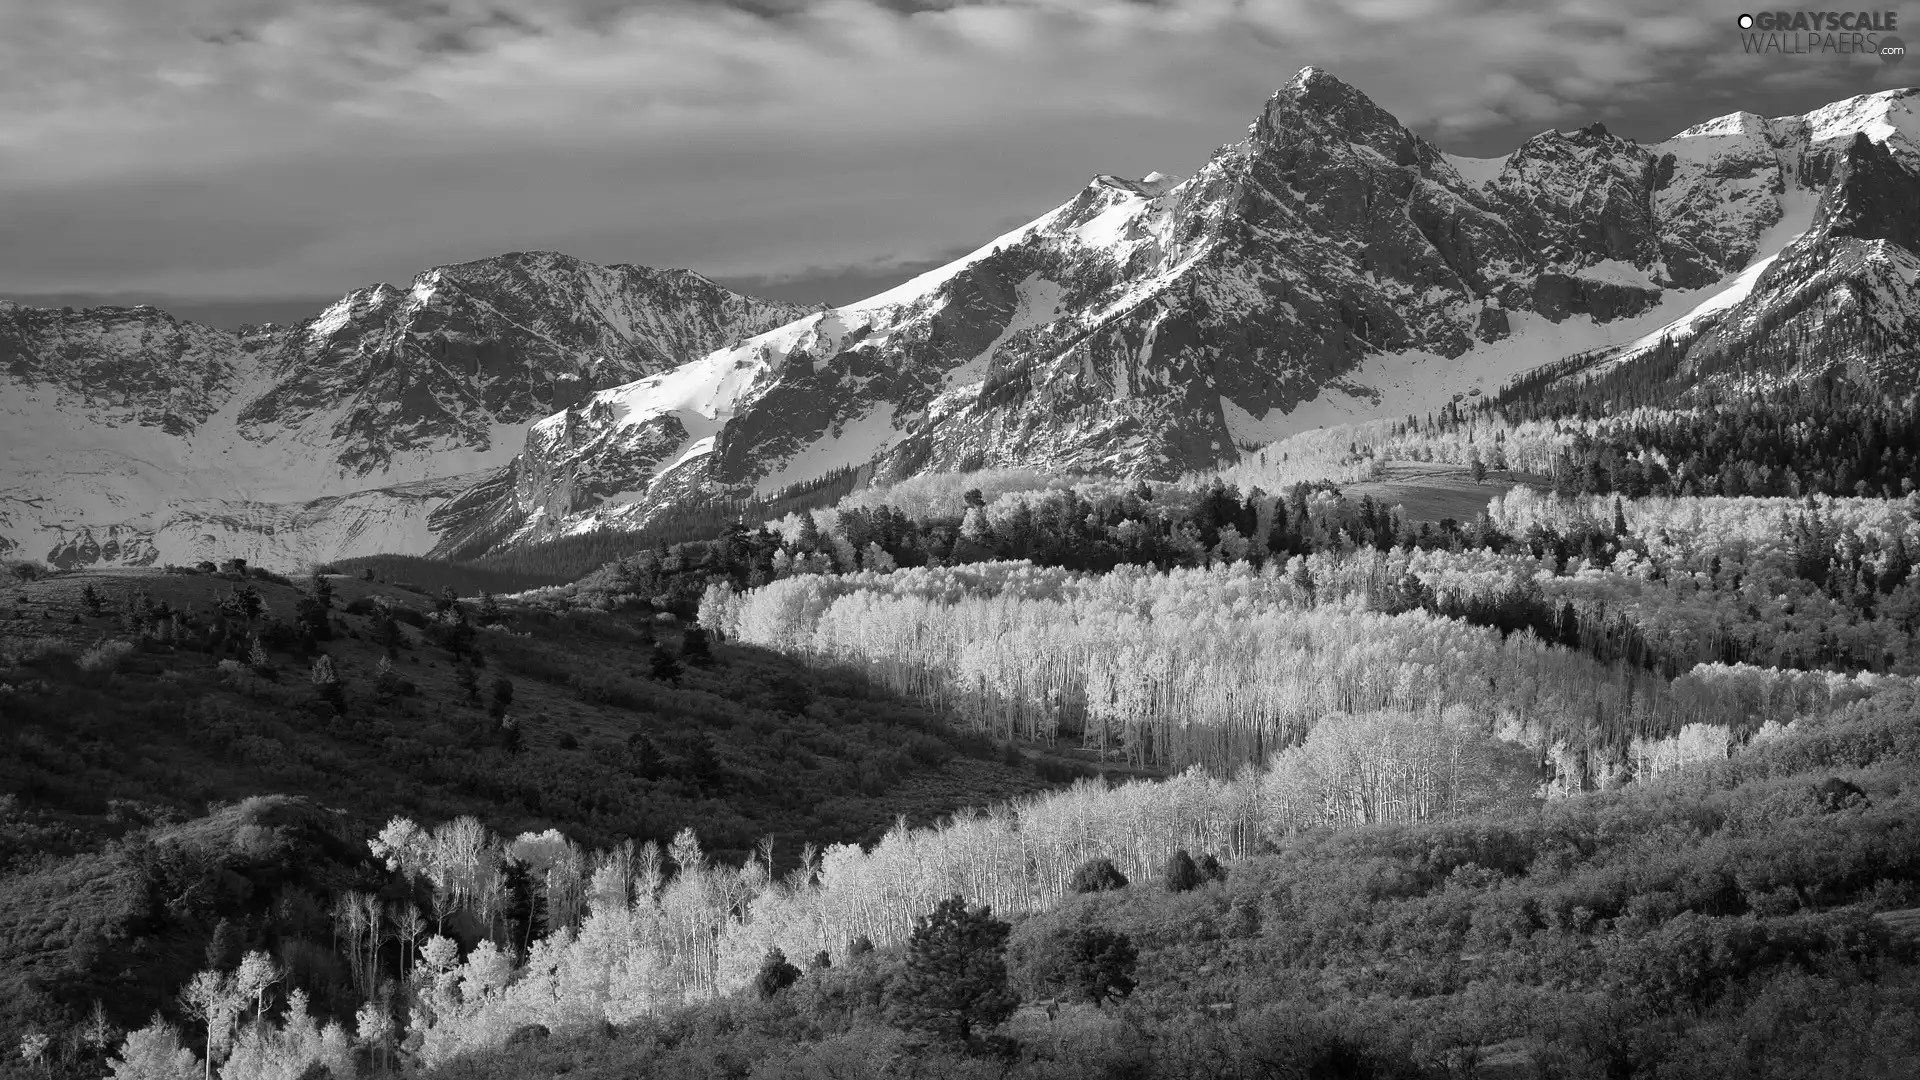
{"left": 1251, "top": 64, "right": 1428, "bottom": 169}
{"left": 1286, "top": 65, "right": 1331, "bottom": 88}
{"left": 1267, "top": 65, "right": 1376, "bottom": 112}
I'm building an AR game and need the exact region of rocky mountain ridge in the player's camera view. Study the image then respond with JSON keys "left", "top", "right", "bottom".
{"left": 0, "top": 253, "right": 807, "bottom": 566}
{"left": 452, "top": 72, "right": 1920, "bottom": 552}
{"left": 4, "top": 71, "right": 1917, "bottom": 567}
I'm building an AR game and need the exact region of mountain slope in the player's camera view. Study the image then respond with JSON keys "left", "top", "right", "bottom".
{"left": 466, "top": 76, "right": 1920, "bottom": 550}
{"left": 0, "top": 255, "right": 808, "bottom": 567}
{"left": 1505, "top": 89, "right": 1920, "bottom": 401}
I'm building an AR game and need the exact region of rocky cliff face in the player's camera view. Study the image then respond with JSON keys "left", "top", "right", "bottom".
{"left": 1538, "top": 92, "right": 1920, "bottom": 397}
{"left": 464, "top": 75, "right": 1920, "bottom": 551}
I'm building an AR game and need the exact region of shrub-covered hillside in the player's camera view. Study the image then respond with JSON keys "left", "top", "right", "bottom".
{"left": 0, "top": 562, "right": 1072, "bottom": 1073}
{"left": 125, "top": 677, "right": 1918, "bottom": 1080}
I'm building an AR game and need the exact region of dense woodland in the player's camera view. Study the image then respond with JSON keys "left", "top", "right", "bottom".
{"left": 6, "top": 373, "right": 1920, "bottom": 1079}
{"left": 8, "top": 665, "right": 1916, "bottom": 1080}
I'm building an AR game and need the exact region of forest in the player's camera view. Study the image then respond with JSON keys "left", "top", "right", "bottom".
{"left": 5, "top": 373, "right": 1920, "bottom": 1079}
{"left": 11, "top": 661, "right": 1917, "bottom": 1080}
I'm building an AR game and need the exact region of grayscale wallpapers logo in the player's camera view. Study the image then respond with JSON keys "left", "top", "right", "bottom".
{"left": 1736, "top": 10, "right": 1905, "bottom": 61}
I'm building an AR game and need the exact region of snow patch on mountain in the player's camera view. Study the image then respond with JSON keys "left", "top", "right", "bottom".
{"left": 753, "top": 403, "right": 901, "bottom": 497}
{"left": 1579, "top": 260, "right": 1660, "bottom": 289}
{"left": 1803, "top": 88, "right": 1920, "bottom": 155}
{"left": 1443, "top": 153, "right": 1508, "bottom": 189}
{"left": 1613, "top": 181, "right": 1824, "bottom": 360}
{"left": 848, "top": 207, "right": 1073, "bottom": 313}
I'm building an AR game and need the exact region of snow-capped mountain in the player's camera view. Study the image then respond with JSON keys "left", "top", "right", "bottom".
{"left": 0, "top": 253, "right": 808, "bottom": 566}
{"left": 7, "top": 71, "right": 1919, "bottom": 568}
{"left": 1554, "top": 99, "right": 1920, "bottom": 393}
{"left": 459, "top": 72, "right": 1920, "bottom": 550}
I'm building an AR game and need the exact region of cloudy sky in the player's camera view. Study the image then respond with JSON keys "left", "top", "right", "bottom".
{"left": 2, "top": 0, "right": 1910, "bottom": 323}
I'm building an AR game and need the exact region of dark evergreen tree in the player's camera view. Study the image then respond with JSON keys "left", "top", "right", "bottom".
{"left": 375, "top": 610, "right": 405, "bottom": 658}
{"left": 649, "top": 642, "right": 684, "bottom": 684}
{"left": 1050, "top": 926, "right": 1138, "bottom": 1006}
{"left": 1164, "top": 849, "right": 1202, "bottom": 893}
{"left": 438, "top": 615, "right": 477, "bottom": 661}
{"left": 81, "top": 584, "right": 104, "bottom": 616}
{"left": 295, "top": 591, "right": 332, "bottom": 641}
{"left": 679, "top": 731, "right": 724, "bottom": 794}
{"left": 503, "top": 858, "right": 535, "bottom": 949}
{"left": 627, "top": 732, "right": 666, "bottom": 780}
{"left": 681, "top": 625, "right": 713, "bottom": 666}
{"left": 477, "top": 590, "right": 503, "bottom": 627}
{"left": 755, "top": 949, "right": 802, "bottom": 999}
{"left": 796, "top": 514, "right": 823, "bottom": 554}
{"left": 1066, "top": 858, "right": 1129, "bottom": 894}
{"left": 204, "top": 917, "right": 241, "bottom": 972}
{"left": 890, "top": 895, "right": 1017, "bottom": 1045}
{"left": 455, "top": 660, "right": 481, "bottom": 704}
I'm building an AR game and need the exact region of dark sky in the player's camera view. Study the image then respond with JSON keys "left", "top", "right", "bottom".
{"left": 3, "top": 0, "right": 1913, "bottom": 326}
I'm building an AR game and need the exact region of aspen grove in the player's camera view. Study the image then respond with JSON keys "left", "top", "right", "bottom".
{"left": 699, "top": 560, "right": 1917, "bottom": 786}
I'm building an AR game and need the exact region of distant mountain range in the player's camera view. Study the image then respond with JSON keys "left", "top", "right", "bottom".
{"left": 4, "top": 69, "right": 1917, "bottom": 569}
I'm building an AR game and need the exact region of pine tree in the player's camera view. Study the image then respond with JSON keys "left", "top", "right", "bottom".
{"left": 309, "top": 573, "right": 333, "bottom": 610}
{"left": 1164, "top": 849, "right": 1202, "bottom": 893}
{"left": 82, "top": 584, "right": 105, "bottom": 616}
{"left": 455, "top": 660, "right": 480, "bottom": 704}
{"left": 204, "top": 918, "right": 241, "bottom": 972}
{"left": 679, "top": 731, "right": 723, "bottom": 793}
{"left": 295, "top": 592, "right": 332, "bottom": 641}
{"left": 374, "top": 655, "right": 402, "bottom": 700}
{"left": 681, "top": 625, "right": 713, "bottom": 666}
{"left": 755, "top": 949, "right": 802, "bottom": 999}
{"left": 649, "top": 642, "right": 684, "bottom": 684}
{"left": 477, "top": 590, "right": 502, "bottom": 627}
{"left": 628, "top": 733, "right": 666, "bottom": 779}
{"left": 375, "top": 610, "right": 404, "bottom": 658}
{"left": 796, "top": 513, "right": 823, "bottom": 554}
{"left": 1066, "top": 858, "right": 1129, "bottom": 894}
{"left": 1055, "top": 926, "right": 1138, "bottom": 1006}
{"left": 890, "top": 895, "right": 1016, "bottom": 1045}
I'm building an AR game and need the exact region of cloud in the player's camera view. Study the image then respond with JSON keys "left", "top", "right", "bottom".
{"left": 0, "top": 0, "right": 1902, "bottom": 301}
